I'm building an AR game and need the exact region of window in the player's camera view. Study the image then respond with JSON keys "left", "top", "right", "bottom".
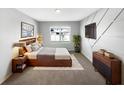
{"left": 50, "top": 26, "right": 71, "bottom": 41}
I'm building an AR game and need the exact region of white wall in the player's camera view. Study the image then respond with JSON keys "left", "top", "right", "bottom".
{"left": 0, "top": 8, "right": 39, "bottom": 84}
{"left": 39, "top": 21, "right": 80, "bottom": 51}
{"left": 80, "top": 8, "right": 124, "bottom": 84}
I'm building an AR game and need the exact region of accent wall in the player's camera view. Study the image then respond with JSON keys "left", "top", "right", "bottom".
{"left": 80, "top": 8, "right": 124, "bottom": 84}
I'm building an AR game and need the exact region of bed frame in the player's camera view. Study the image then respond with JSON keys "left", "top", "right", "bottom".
{"left": 19, "top": 38, "right": 36, "bottom": 45}
{"left": 19, "top": 38, "right": 72, "bottom": 67}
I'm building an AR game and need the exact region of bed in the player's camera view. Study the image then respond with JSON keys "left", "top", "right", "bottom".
{"left": 19, "top": 38, "right": 72, "bottom": 67}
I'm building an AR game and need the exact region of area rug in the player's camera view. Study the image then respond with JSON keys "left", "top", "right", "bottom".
{"left": 33, "top": 54, "right": 84, "bottom": 70}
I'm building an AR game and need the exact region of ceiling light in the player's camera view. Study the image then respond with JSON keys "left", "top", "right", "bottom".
{"left": 55, "top": 9, "right": 61, "bottom": 13}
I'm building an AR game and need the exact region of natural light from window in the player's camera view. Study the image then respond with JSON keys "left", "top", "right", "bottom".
{"left": 50, "top": 26, "right": 71, "bottom": 41}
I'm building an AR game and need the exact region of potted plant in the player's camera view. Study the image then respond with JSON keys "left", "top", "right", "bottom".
{"left": 73, "top": 35, "right": 81, "bottom": 53}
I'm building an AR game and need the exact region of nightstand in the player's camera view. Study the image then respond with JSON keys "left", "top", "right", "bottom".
{"left": 12, "top": 56, "right": 27, "bottom": 73}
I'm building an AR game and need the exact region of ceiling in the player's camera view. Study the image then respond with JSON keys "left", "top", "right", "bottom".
{"left": 16, "top": 8, "right": 99, "bottom": 21}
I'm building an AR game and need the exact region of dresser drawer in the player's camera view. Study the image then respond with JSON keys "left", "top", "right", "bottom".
{"left": 93, "top": 52, "right": 121, "bottom": 84}
{"left": 93, "top": 58, "right": 112, "bottom": 80}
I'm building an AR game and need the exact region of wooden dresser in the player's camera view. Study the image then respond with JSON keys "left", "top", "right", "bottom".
{"left": 93, "top": 52, "right": 121, "bottom": 84}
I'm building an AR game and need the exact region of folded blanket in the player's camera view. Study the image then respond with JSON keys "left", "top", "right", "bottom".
{"left": 55, "top": 48, "right": 71, "bottom": 60}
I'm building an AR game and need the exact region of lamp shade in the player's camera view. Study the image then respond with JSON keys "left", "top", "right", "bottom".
{"left": 13, "top": 42, "right": 26, "bottom": 57}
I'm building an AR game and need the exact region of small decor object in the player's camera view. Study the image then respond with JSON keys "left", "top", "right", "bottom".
{"left": 98, "top": 49, "right": 106, "bottom": 55}
{"left": 97, "top": 49, "right": 115, "bottom": 59}
{"left": 73, "top": 35, "right": 81, "bottom": 53}
{"left": 21, "top": 22, "right": 34, "bottom": 38}
{"left": 104, "top": 52, "right": 115, "bottom": 59}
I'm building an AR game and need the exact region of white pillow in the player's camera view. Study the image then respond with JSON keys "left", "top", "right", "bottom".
{"left": 31, "top": 45, "right": 39, "bottom": 51}
{"left": 32, "top": 42, "right": 42, "bottom": 48}
{"left": 25, "top": 45, "right": 32, "bottom": 52}
{"left": 31, "top": 43, "right": 40, "bottom": 51}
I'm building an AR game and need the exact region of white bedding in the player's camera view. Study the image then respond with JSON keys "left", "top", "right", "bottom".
{"left": 24, "top": 47, "right": 43, "bottom": 59}
{"left": 24, "top": 47, "right": 71, "bottom": 60}
{"left": 55, "top": 48, "right": 71, "bottom": 60}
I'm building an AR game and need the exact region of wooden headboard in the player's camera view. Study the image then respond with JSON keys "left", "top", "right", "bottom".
{"left": 19, "top": 38, "right": 36, "bottom": 45}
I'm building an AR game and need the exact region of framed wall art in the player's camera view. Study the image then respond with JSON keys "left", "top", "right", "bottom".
{"left": 21, "top": 22, "right": 34, "bottom": 38}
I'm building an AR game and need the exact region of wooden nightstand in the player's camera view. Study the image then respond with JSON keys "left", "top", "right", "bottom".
{"left": 12, "top": 56, "right": 27, "bottom": 73}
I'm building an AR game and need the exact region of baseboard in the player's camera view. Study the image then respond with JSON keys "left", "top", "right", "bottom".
{"left": 80, "top": 52, "right": 92, "bottom": 63}
{"left": 0, "top": 73, "right": 12, "bottom": 84}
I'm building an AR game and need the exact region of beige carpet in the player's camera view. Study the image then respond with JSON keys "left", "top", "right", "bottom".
{"left": 33, "top": 54, "right": 84, "bottom": 70}
{"left": 2, "top": 53, "right": 106, "bottom": 85}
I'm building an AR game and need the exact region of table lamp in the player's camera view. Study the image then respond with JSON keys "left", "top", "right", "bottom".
{"left": 13, "top": 42, "right": 26, "bottom": 57}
